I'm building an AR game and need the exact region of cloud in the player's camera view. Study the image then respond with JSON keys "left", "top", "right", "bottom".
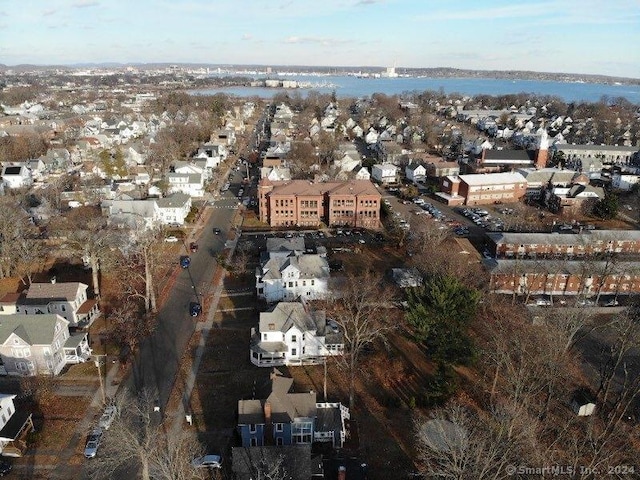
{"left": 284, "top": 36, "right": 349, "bottom": 46}
{"left": 71, "top": 0, "right": 99, "bottom": 8}
{"left": 242, "top": 34, "right": 252, "bottom": 40}
{"left": 426, "top": 3, "right": 555, "bottom": 21}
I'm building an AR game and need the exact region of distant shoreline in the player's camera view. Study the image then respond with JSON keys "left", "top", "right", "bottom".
{"left": 1, "top": 63, "right": 638, "bottom": 86}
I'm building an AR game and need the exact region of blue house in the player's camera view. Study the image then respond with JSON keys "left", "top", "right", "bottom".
{"left": 238, "top": 369, "right": 349, "bottom": 449}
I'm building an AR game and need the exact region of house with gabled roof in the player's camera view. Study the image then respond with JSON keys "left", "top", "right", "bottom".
{"left": 101, "top": 192, "right": 192, "bottom": 229}
{"left": 405, "top": 162, "right": 427, "bottom": 184}
{"left": 0, "top": 314, "right": 91, "bottom": 376}
{"left": 0, "top": 393, "right": 34, "bottom": 457}
{"left": 250, "top": 301, "right": 343, "bottom": 367}
{"left": 237, "top": 369, "right": 349, "bottom": 448}
{"left": 167, "top": 171, "right": 204, "bottom": 198}
{"left": 256, "top": 254, "right": 330, "bottom": 303}
{"left": 1, "top": 164, "right": 33, "bottom": 189}
{"left": 16, "top": 281, "right": 100, "bottom": 328}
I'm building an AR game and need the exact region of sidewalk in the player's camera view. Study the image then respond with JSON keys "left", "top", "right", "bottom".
{"left": 169, "top": 215, "right": 242, "bottom": 437}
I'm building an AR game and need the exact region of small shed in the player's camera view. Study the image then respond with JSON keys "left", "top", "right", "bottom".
{"left": 571, "top": 389, "right": 596, "bottom": 416}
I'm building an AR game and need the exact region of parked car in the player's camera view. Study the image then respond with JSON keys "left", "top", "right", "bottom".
{"left": 189, "top": 242, "right": 198, "bottom": 253}
{"left": 603, "top": 299, "right": 620, "bottom": 307}
{"left": 190, "top": 302, "right": 202, "bottom": 317}
{"left": 98, "top": 405, "right": 118, "bottom": 430}
{"left": 576, "top": 299, "right": 595, "bottom": 307}
{"left": 180, "top": 256, "right": 191, "bottom": 268}
{"left": 534, "top": 298, "right": 552, "bottom": 306}
{"left": 84, "top": 428, "right": 103, "bottom": 458}
{"left": 213, "top": 227, "right": 221, "bottom": 235}
{"left": 164, "top": 236, "right": 179, "bottom": 243}
{"left": 0, "top": 460, "right": 12, "bottom": 476}
{"left": 192, "top": 455, "right": 222, "bottom": 469}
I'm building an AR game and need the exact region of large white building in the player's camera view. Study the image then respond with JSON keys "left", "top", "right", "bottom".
{"left": 256, "top": 254, "right": 330, "bottom": 303}
{"left": 250, "top": 301, "right": 343, "bottom": 367}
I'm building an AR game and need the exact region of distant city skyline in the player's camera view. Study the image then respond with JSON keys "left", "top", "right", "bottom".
{"left": 1, "top": 0, "right": 639, "bottom": 79}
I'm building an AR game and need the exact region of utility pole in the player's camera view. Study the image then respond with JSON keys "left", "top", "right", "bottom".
{"left": 323, "top": 357, "right": 328, "bottom": 402}
{"left": 94, "top": 354, "right": 107, "bottom": 405}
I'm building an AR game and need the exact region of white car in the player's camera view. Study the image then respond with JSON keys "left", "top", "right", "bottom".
{"left": 603, "top": 299, "right": 620, "bottom": 307}
{"left": 192, "top": 455, "right": 222, "bottom": 469}
{"left": 84, "top": 428, "right": 103, "bottom": 458}
{"left": 576, "top": 299, "right": 595, "bottom": 307}
{"left": 534, "top": 298, "right": 552, "bottom": 306}
{"left": 98, "top": 405, "right": 118, "bottom": 430}
{"left": 164, "top": 236, "right": 179, "bottom": 243}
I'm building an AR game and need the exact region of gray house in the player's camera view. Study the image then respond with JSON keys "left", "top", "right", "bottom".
{"left": 0, "top": 314, "right": 91, "bottom": 376}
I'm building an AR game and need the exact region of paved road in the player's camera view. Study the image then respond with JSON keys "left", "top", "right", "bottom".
{"left": 126, "top": 188, "right": 241, "bottom": 410}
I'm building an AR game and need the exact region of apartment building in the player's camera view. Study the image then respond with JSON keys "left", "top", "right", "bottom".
{"left": 486, "top": 230, "right": 640, "bottom": 296}
{"left": 258, "top": 179, "right": 381, "bottom": 230}
{"left": 554, "top": 144, "right": 639, "bottom": 166}
{"left": 437, "top": 172, "right": 527, "bottom": 206}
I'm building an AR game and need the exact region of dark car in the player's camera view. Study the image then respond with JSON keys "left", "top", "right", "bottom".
{"left": 0, "top": 460, "right": 11, "bottom": 476}
{"left": 189, "top": 242, "right": 198, "bottom": 253}
{"left": 190, "top": 302, "right": 202, "bottom": 317}
{"left": 213, "top": 228, "right": 221, "bottom": 235}
{"left": 180, "top": 256, "right": 191, "bottom": 268}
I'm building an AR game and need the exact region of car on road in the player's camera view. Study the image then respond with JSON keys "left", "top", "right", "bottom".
{"left": 180, "top": 256, "right": 191, "bottom": 268}
{"left": 190, "top": 302, "right": 202, "bottom": 317}
{"left": 603, "top": 299, "right": 620, "bottom": 307}
{"left": 84, "top": 428, "right": 103, "bottom": 458}
{"left": 533, "top": 297, "right": 552, "bottom": 306}
{"left": 164, "top": 236, "right": 179, "bottom": 243}
{"left": 192, "top": 454, "right": 222, "bottom": 469}
{"left": 98, "top": 405, "right": 118, "bottom": 430}
{"left": 189, "top": 242, "right": 198, "bottom": 253}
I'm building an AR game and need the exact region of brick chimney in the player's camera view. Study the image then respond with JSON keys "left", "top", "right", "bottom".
{"left": 338, "top": 465, "right": 346, "bottom": 480}
{"left": 264, "top": 401, "right": 273, "bottom": 445}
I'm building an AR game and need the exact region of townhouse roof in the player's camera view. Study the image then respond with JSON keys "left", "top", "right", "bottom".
{"left": 487, "top": 230, "right": 640, "bottom": 246}
{"left": 459, "top": 172, "right": 527, "bottom": 186}
{"left": 554, "top": 144, "right": 638, "bottom": 153}
{"left": 516, "top": 168, "right": 585, "bottom": 185}
{"left": 21, "top": 282, "right": 86, "bottom": 305}
{"left": 487, "top": 259, "right": 640, "bottom": 275}
{"left": 0, "top": 314, "right": 67, "bottom": 346}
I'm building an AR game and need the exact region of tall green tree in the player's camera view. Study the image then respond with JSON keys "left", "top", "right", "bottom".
{"left": 406, "top": 274, "right": 480, "bottom": 365}
{"left": 592, "top": 191, "right": 619, "bottom": 220}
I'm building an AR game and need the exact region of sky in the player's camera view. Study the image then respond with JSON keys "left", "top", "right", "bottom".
{"left": 1, "top": 0, "right": 639, "bottom": 78}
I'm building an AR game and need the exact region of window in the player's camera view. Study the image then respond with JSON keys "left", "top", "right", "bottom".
{"left": 275, "top": 423, "right": 283, "bottom": 432}
{"left": 276, "top": 437, "right": 284, "bottom": 446}
{"left": 250, "top": 438, "right": 258, "bottom": 447}
{"left": 249, "top": 424, "right": 257, "bottom": 433}
{"left": 61, "top": 305, "right": 66, "bottom": 312}
{"left": 288, "top": 282, "right": 293, "bottom": 287}
{"left": 291, "top": 335, "right": 297, "bottom": 343}
{"left": 291, "top": 348, "right": 297, "bottom": 356}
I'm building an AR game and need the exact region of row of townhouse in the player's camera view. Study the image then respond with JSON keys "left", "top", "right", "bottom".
{"left": 553, "top": 143, "right": 639, "bottom": 166}
{"left": 486, "top": 230, "right": 640, "bottom": 296}
{"left": 258, "top": 179, "right": 382, "bottom": 230}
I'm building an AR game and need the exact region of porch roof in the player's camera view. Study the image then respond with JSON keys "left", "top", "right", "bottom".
{"left": 77, "top": 299, "right": 98, "bottom": 315}
{"left": 0, "top": 411, "right": 32, "bottom": 442}
{"left": 252, "top": 341, "right": 288, "bottom": 354}
{"left": 64, "top": 332, "right": 88, "bottom": 349}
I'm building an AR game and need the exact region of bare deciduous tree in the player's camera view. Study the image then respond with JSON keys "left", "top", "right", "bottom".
{"left": 87, "top": 389, "right": 206, "bottom": 480}
{"left": 321, "top": 270, "right": 396, "bottom": 409}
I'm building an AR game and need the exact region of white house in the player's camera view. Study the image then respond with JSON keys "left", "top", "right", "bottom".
{"left": 405, "top": 163, "right": 427, "bottom": 184}
{"left": 371, "top": 163, "right": 399, "bottom": 184}
{"left": 0, "top": 393, "right": 34, "bottom": 457}
{"left": 250, "top": 301, "right": 344, "bottom": 367}
{"left": 260, "top": 166, "right": 291, "bottom": 181}
{"left": 612, "top": 173, "right": 640, "bottom": 191}
{"left": 1, "top": 164, "right": 33, "bottom": 189}
{"left": 16, "top": 282, "right": 100, "bottom": 328}
{"left": 167, "top": 171, "right": 205, "bottom": 197}
{"left": 101, "top": 192, "right": 192, "bottom": 229}
{"left": 256, "top": 254, "right": 330, "bottom": 303}
{"left": 353, "top": 166, "right": 371, "bottom": 180}
{"left": 0, "top": 314, "right": 91, "bottom": 377}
